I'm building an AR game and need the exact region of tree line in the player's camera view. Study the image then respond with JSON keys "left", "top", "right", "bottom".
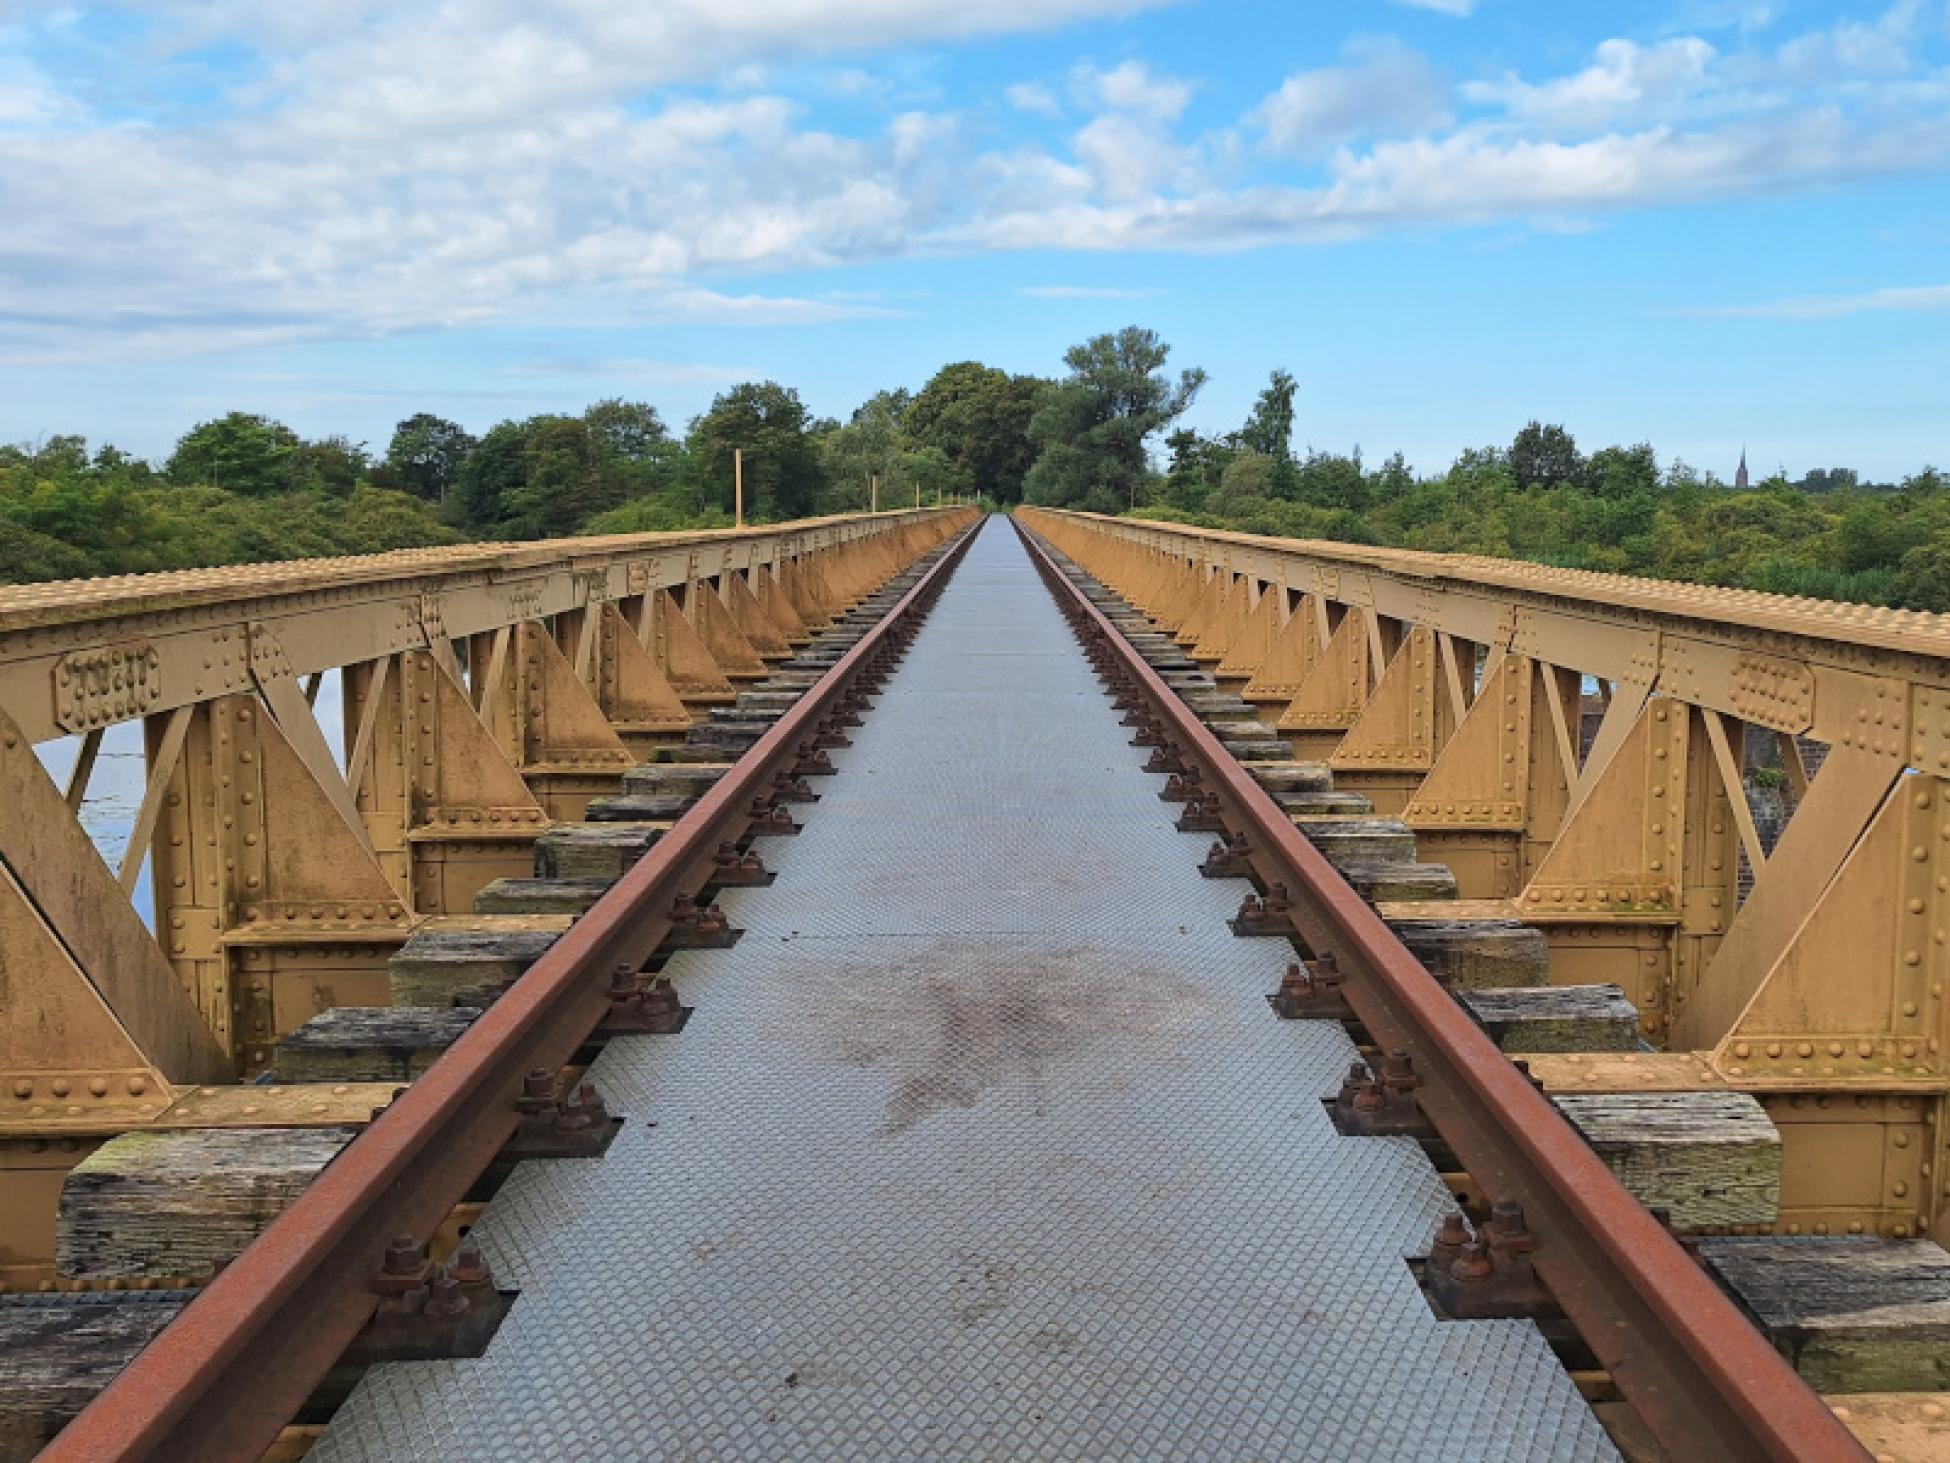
{"left": 3, "top": 325, "right": 1944, "bottom": 610}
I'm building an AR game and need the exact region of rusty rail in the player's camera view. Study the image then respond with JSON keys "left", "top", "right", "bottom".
{"left": 45, "top": 521, "right": 980, "bottom": 1463}
{"left": 1013, "top": 518, "right": 1868, "bottom": 1463}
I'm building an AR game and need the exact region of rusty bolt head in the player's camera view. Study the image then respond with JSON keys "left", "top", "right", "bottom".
{"left": 1450, "top": 1238, "right": 1496, "bottom": 1283}
{"left": 522, "top": 1068, "right": 555, "bottom": 1101}
{"left": 423, "top": 1272, "right": 469, "bottom": 1319}
{"left": 447, "top": 1241, "right": 491, "bottom": 1286}
{"left": 1486, "top": 1201, "right": 1536, "bottom": 1260}
{"left": 1338, "top": 1064, "right": 1372, "bottom": 1104}
{"left": 608, "top": 965, "right": 640, "bottom": 998}
{"left": 573, "top": 1084, "right": 604, "bottom": 1131}
{"left": 1380, "top": 1051, "right": 1419, "bottom": 1095}
{"left": 383, "top": 1236, "right": 425, "bottom": 1276}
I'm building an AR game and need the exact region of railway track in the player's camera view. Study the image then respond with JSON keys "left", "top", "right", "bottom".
{"left": 11, "top": 513, "right": 1937, "bottom": 1459}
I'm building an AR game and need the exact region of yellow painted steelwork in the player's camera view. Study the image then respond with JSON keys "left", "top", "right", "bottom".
{"left": 1023, "top": 505, "right": 1950, "bottom": 1245}
{"left": 0, "top": 509, "right": 971, "bottom": 1278}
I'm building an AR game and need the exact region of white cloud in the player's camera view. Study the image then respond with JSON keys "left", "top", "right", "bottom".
{"left": 1065, "top": 61, "right": 1198, "bottom": 200}
{"left": 0, "top": 54, "right": 81, "bottom": 128}
{"left": 1772, "top": 0, "right": 1928, "bottom": 83}
{"left": 1006, "top": 81, "right": 1062, "bottom": 117}
{"left": 1018, "top": 284, "right": 1156, "bottom": 297}
{"left": 1256, "top": 38, "right": 1450, "bottom": 156}
{"left": 0, "top": 0, "right": 1946, "bottom": 365}
{"left": 958, "top": 102, "right": 1950, "bottom": 252}
{"left": 1701, "top": 281, "right": 1950, "bottom": 318}
{"left": 1071, "top": 110, "right": 1191, "bottom": 198}
{"left": 1077, "top": 59, "right": 1193, "bottom": 118}
{"left": 646, "top": 289, "right": 906, "bottom": 324}
{"left": 1464, "top": 38, "right": 1718, "bottom": 134}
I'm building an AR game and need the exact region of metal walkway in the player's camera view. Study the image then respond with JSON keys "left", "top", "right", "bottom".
{"left": 315, "top": 518, "right": 1615, "bottom": 1461}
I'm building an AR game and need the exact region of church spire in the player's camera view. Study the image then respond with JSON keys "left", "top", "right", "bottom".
{"left": 1735, "top": 446, "right": 1749, "bottom": 489}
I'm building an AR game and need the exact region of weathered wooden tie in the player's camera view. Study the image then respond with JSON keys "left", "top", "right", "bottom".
{"left": 1459, "top": 985, "right": 1640, "bottom": 1052}
{"left": 57, "top": 1127, "right": 357, "bottom": 1279}
{"left": 1555, "top": 1092, "right": 1781, "bottom": 1232}
{"left": 388, "top": 915, "right": 571, "bottom": 1006}
{"left": 273, "top": 1007, "right": 480, "bottom": 1082}
{"left": 1703, "top": 1236, "right": 1950, "bottom": 1392}
{"left": 0, "top": 1293, "right": 190, "bottom": 1462}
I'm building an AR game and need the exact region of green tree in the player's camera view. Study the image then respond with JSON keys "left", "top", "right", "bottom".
{"left": 338, "top": 483, "right": 468, "bottom": 551}
{"left": 583, "top": 399, "right": 672, "bottom": 466}
{"left": 1023, "top": 327, "right": 1205, "bottom": 513}
{"left": 386, "top": 414, "right": 477, "bottom": 503}
{"left": 502, "top": 416, "right": 609, "bottom": 538}
{"left": 1161, "top": 429, "right": 1233, "bottom": 512}
{"left": 448, "top": 420, "right": 527, "bottom": 534}
{"left": 814, "top": 389, "right": 913, "bottom": 513}
{"left": 1292, "top": 450, "right": 1369, "bottom": 512}
{"left": 1895, "top": 540, "right": 1950, "bottom": 611}
{"left": 1208, "top": 450, "right": 1277, "bottom": 517}
{"left": 287, "top": 435, "right": 369, "bottom": 497}
{"left": 905, "top": 363, "right": 1044, "bottom": 503}
{"left": 1509, "top": 421, "right": 1583, "bottom": 491}
{"left": 1583, "top": 443, "right": 1659, "bottom": 499}
{"left": 1238, "top": 369, "right": 1297, "bottom": 462}
{"left": 166, "top": 413, "right": 305, "bottom": 496}
{"left": 686, "top": 382, "right": 827, "bottom": 522}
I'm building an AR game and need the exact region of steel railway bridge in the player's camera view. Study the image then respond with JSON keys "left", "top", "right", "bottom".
{"left": 1, "top": 506, "right": 1946, "bottom": 1460}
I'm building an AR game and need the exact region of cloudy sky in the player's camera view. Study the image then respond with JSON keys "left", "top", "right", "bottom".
{"left": 1, "top": 0, "right": 1946, "bottom": 478}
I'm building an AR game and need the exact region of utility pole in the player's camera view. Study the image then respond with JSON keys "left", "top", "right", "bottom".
{"left": 870, "top": 473, "right": 878, "bottom": 513}
{"left": 733, "top": 447, "right": 744, "bottom": 528}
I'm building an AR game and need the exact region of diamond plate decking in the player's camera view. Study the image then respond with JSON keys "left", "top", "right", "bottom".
{"left": 314, "top": 519, "right": 1616, "bottom": 1461}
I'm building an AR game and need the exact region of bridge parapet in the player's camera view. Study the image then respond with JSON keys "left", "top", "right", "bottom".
{"left": 0, "top": 508, "right": 966, "bottom": 1266}
{"left": 1023, "top": 505, "right": 1950, "bottom": 1247}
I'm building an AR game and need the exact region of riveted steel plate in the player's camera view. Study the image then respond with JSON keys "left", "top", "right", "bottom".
{"left": 316, "top": 520, "right": 1614, "bottom": 1462}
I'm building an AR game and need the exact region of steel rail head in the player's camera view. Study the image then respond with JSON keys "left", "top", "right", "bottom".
{"left": 46, "top": 513, "right": 982, "bottom": 1463}
{"left": 1010, "top": 516, "right": 1869, "bottom": 1463}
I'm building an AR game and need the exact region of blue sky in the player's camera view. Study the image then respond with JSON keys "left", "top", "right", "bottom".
{"left": 0, "top": 0, "right": 1946, "bottom": 481}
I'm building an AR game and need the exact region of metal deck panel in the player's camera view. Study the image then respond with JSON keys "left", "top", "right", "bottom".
{"left": 314, "top": 519, "right": 1616, "bottom": 1462}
